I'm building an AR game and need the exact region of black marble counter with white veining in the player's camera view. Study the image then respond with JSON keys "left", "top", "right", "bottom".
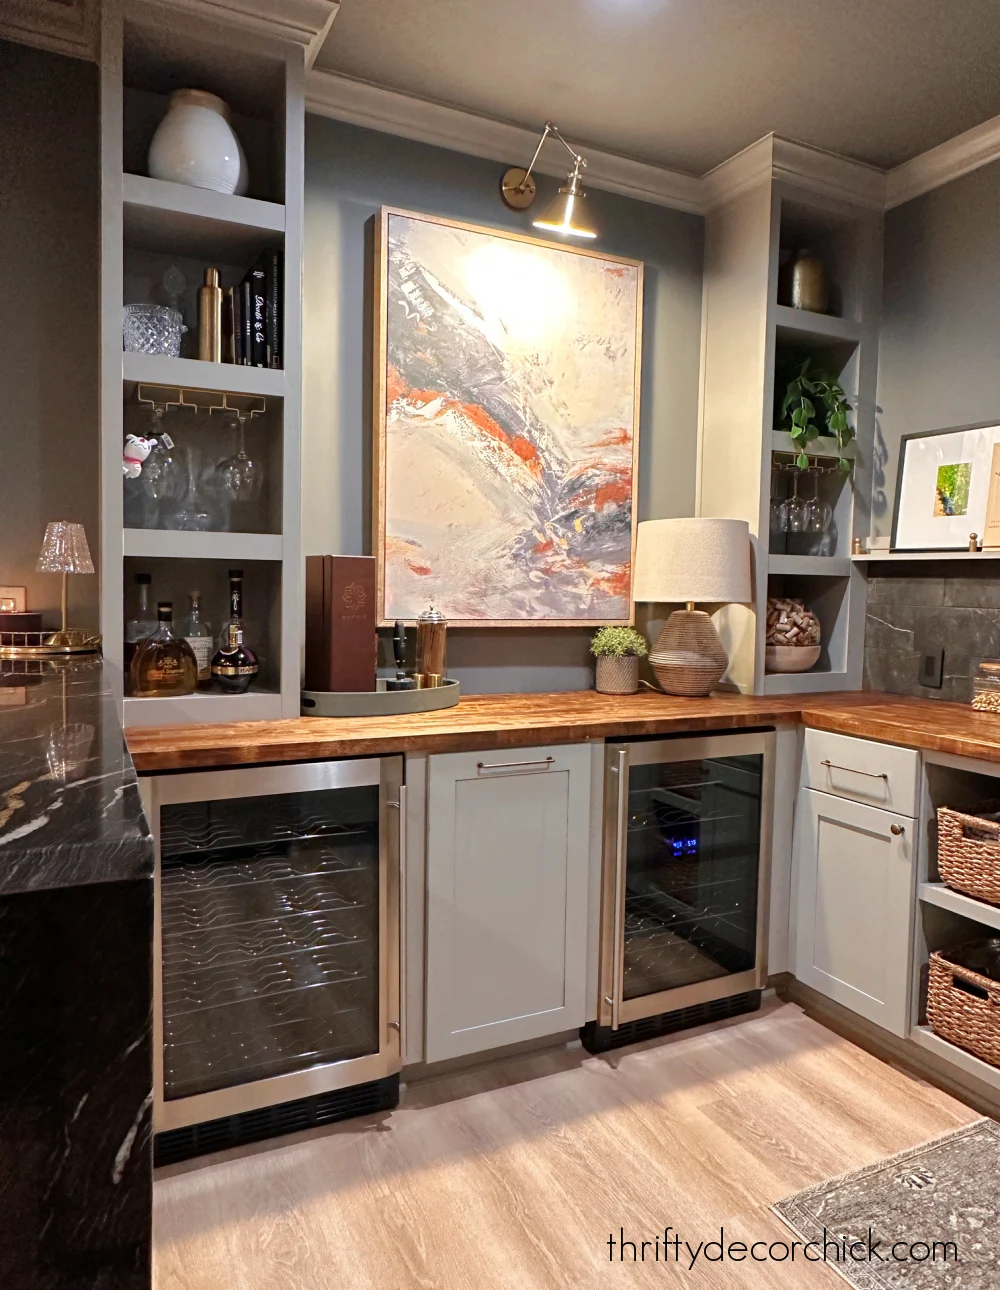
{"left": 0, "top": 658, "right": 153, "bottom": 1290}
{"left": 0, "top": 657, "right": 152, "bottom": 895}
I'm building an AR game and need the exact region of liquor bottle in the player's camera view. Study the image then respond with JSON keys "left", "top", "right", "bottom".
{"left": 211, "top": 568, "right": 258, "bottom": 694}
{"left": 129, "top": 602, "right": 197, "bottom": 697}
{"left": 182, "top": 591, "right": 213, "bottom": 688}
{"left": 124, "top": 572, "right": 156, "bottom": 670}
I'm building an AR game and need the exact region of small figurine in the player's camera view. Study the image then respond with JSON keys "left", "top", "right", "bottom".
{"left": 123, "top": 434, "right": 157, "bottom": 479}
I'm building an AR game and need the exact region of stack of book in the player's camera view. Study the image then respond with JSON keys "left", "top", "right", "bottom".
{"left": 224, "top": 249, "right": 282, "bottom": 369}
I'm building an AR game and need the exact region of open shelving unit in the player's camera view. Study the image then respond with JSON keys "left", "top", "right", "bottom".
{"left": 908, "top": 751, "right": 1000, "bottom": 1097}
{"left": 699, "top": 171, "right": 883, "bottom": 694}
{"left": 100, "top": 0, "right": 304, "bottom": 727}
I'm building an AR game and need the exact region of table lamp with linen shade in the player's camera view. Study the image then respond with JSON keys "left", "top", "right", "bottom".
{"left": 632, "top": 517, "right": 752, "bottom": 696}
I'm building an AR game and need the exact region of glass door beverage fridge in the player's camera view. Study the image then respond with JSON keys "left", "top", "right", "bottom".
{"left": 584, "top": 731, "right": 774, "bottom": 1052}
{"left": 140, "top": 757, "right": 404, "bottom": 1163}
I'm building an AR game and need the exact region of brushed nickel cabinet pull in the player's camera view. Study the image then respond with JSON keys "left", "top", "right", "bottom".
{"left": 476, "top": 756, "right": 555, "bottom": 771}
{"left": 821, "top": 759, "right": 888, "bottom": 781}
{"left": 610, "top": 749, "right": 629, "bottom": 1031}
{"left": 890, "top": 823, "right": 905, "bottom": 836}
{"left": 387, "top": 784, "right": 408, "bottom": 1058}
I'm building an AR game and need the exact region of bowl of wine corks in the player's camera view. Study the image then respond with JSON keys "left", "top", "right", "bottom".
{"left": 765, "top": 597, "right": 821, "bottom": 672}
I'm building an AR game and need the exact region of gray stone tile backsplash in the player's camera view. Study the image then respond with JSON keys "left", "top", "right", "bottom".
{"left": 864, "top": 564, "right": 1000, "bottom": 702}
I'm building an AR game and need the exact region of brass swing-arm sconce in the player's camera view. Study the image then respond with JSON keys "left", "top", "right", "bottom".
{"left": 500, "top": 121, "right": 598, "bottom": 239}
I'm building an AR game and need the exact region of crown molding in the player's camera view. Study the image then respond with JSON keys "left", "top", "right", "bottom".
{"left": 771, "top": 136, "right": 886, "bottom": 210}
{"left": 0, "top": 0, "right": 98, "bottom": 62}
{"left": 305, "top": 70, "right": 705, "bottom": 214}
{"left": 701, "top": 136, "right": 775, "bottom": 208}
{"left": 885, "top": 111, "right": 1000, "bottom": 209}
{"left": 134, "top": 0, "right": 340, "bottom": 67}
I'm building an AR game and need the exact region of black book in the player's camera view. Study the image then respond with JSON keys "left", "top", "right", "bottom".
{"left": 264, "top": 248, "right": 282, "bottom": 370}
{"left": 231, "top": 284, "right": 243, "bottom": 364}
{"left": 249, "top": 259, "right": 267, "bottom": 368}
{"left": 240, "top": 277, "right": 253, "bottom": 366}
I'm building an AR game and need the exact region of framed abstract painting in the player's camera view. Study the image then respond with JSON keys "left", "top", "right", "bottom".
{"left": 892, "top": 422, "right": 1000, "bottom": 551}
{"left": 372, "top": 207, "right": 643, "bottom": 626}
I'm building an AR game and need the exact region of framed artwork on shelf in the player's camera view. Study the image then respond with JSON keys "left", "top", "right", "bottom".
{"left": 892, "top": 422, "right": 1000, "bottom": 551}
{"left": 372, "top": 207, "right": 643, "bottom": 626}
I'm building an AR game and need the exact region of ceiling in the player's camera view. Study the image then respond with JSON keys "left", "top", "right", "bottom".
{"left": 314, "top": 0, "right": 1000, "bottom": 176}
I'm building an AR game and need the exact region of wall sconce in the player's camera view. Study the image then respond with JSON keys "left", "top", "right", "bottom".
{"left": 500, "top": 121, "right": 598, "bottom": 239}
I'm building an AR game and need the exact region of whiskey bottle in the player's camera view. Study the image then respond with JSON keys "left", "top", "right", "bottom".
{"left": 182, "top": 591, "right": 213, "bottom": 688}
{"left": 129, "top": 602, "right": 197, "bottom": 697}
{"left": 211, "top": 568, "right": 258, "bottom": 694}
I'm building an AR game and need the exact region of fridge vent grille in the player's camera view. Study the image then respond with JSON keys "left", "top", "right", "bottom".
{"left": 153, "top": 1074, "right": 400, "bottom": 1166}
{"left": 580, "top": 991, "right": 761, "bottom": 1054}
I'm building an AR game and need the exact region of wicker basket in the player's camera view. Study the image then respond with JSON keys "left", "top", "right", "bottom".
{"left": 927, "top": 939, "right": 1000, "bottom": 1067}
{"left": 595, "top": 654, "right": 639, "bottom": 696}
{"left": 937, "top": 806, "right": 1000, "bottom": 906}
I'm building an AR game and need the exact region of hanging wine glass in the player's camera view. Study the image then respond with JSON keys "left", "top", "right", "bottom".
{"left": 217, "top": 410, "right": 262, "bottom": 503}
{"left": 769, "top": 466, "right": 785, "bottom": 547}
{"left": 805, "top": 468, "right": 833, "bottom": 534}
{"left": 779, "top": 470, "right": 808, "bottom": 533}
{"left": 140, "top": 405, "right": 186, "bottom": 504}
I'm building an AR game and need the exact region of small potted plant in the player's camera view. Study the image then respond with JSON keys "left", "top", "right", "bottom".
{"left": 776, "top": 354, "right": 856, "bottom": 471}
{"left": 590, "top": 626, "right": 648, "bottom": 695}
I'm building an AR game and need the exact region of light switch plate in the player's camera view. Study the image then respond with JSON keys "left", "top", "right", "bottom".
{"left": 919, "top": 650, "right": 944, "bottom": 689}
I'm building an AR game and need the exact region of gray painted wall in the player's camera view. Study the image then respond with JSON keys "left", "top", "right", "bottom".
{"left": 303, "top": 116, "right": 704, "bottom": 693}
{"left": 0, "top": 41, "right": 100, "bottom": 632}
{"left": 873, "top": 159, "right": 1000, "bottom": 538}
{"left": 864, "top": 160, "right": 1000, "bottom": 700}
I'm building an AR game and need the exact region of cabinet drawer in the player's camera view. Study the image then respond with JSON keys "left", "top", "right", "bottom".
{"left": 802, "top": 728, "right": 919, "bottom": 816}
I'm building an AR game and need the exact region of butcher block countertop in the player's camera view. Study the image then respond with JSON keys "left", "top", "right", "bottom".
{"left": 125, "top": 688, "right": 1000, "bottom": 773}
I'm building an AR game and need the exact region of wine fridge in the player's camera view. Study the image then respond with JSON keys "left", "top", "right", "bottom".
{"left": 583, "top": 731, "right": 774, "bottom": 1053}
{"left": 139, "top": 757, "right": 404, "bottom": 1163}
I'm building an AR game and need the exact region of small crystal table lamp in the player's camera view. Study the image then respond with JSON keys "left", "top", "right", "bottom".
{"left": 633, "top": 517, "right": 752, "bottom": 696}
{"left": 37, "top": 521, "right": 95, "bottom": 647}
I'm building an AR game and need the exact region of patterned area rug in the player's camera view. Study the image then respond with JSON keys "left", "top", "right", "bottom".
{"left": 773, "top": 1120, "right": 999, "bottom": 1288}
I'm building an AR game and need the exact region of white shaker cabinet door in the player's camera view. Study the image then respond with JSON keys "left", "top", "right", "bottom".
{"left": 794, "top": 787, "right": 916, "bottom": 1036}
{"left": 425, "top": 743, "right": 592, "bottom": 1063}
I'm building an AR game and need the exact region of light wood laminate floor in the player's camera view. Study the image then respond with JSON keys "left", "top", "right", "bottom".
{"left": 153, "top": 1002, "right": 979, "bottom": 1289}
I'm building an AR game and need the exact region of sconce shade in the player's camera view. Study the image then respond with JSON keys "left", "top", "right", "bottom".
{"left": 37, "top": 522, "right": 94, "bottom": 575}
{"left": 533, "top": 185, "right": 598, "bottom": 240}
{"left": 633, "top": 517, "right": 751, "bottom": 605}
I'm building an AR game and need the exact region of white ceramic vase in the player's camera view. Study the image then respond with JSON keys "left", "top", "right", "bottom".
{"left": 148, "top": 89, "right": 244, "bottom": 195}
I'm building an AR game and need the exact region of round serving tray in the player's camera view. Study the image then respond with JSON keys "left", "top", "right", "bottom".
{"left": 301, "top": 677, "right": 460, "bottom": 718}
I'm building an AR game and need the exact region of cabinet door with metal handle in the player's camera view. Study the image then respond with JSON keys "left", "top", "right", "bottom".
{"left": 424, "top": 743, "right": 592, "bottom": 1062}
{"left": 794, "top": 786, "right": 915, "bottom": 1036}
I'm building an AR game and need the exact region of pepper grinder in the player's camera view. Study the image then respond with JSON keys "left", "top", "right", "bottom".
{"left": 386, "top": 619, "right": 415, "bottom": 691}
{"left": 416, "top": 605, "right": 447, "bottom": 687}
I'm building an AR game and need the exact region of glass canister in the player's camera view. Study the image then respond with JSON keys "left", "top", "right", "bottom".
{"left": 973, "top": 660, "right": 1000, "bottom": 712}
{"left": 416, "top": 606, "right": 447, "bottom": 686}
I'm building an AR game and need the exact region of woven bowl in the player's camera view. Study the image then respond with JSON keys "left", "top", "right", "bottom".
{"left": 765, "top": 644, "right": 821, "bottom": 673}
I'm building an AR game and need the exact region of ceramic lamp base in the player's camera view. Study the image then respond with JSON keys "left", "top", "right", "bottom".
{"left": 648, "top": 609, "right": 729, "bottom": 697}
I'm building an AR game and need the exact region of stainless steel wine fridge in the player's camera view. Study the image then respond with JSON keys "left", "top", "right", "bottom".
{"left": 583, "top": 731, "right": 774, "bottom": 1053}
{"left": 139, "top": 757, "right": 404, "bottom": 1163}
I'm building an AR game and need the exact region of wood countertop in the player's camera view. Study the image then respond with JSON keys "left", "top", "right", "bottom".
{"left": 124, "top": 688, "right": 1000, "bottom": 773}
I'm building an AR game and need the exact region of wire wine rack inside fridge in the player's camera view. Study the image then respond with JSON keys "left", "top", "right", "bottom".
{"left": 159, "top": 788, "right": 381, "bottom": 1101}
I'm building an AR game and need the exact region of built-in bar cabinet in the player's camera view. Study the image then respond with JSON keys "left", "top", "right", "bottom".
{"left": 99, "top": 0, "right": 304, "bottom": 725}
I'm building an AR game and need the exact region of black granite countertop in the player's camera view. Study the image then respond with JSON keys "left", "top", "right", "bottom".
{"left": 0, "top": 657, "right": 152, "bottom": 896}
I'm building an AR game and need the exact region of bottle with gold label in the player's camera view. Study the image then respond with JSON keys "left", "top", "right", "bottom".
{"left": 129, "top": 601, "right": 197, "bottom": 697}
{"left": 211, "top": 568, "right": 258, "bottom": 694}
